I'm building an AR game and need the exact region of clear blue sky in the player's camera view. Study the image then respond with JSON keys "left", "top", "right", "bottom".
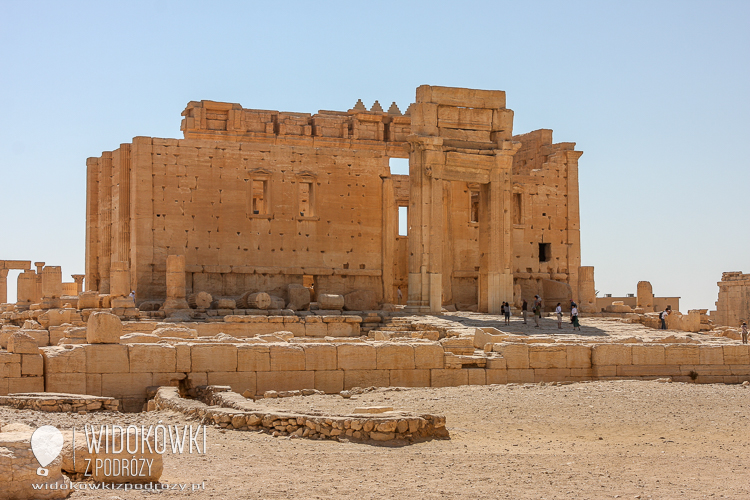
{"left": 1, "top": 0, "right": 748, "bottom": 312}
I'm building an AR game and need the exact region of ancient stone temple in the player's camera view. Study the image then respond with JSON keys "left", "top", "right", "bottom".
{"left": 84, "top": 85, "right": 592, "bottom": 314}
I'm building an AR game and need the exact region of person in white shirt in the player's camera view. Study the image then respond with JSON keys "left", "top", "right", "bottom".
{"left": 555, "top": 303, "right": 562, "bottom": 329}
{"left": 571, "top": 303, "right": 581, "bottom": 331}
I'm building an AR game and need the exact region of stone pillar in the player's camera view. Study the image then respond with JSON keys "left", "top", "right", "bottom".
{"left": 637, "top": 281, "right": 654, "bottom": 312}
{"left": 565, "top": 151, "right": 584, "bottom": 304}
{"left": 0, "top": 268, "right": 8, "bottom": 304}
{"left": 17, "top": 270, "right": 36, "bottom": 305}
{"left": 405, "top": 136, "right": 445, "bottom": 314}
{"left": 109, "top": 261, "right": 130, "bottom": 298}
{"left": 110, "top": 261, "right": 134, "bottom": 308}
{"left": 112, "top": 144, "right": 131, "bottom": 263}
{"left": 482, "top": 155, "right": 514, "bottom": 314}
{"left": 34, "top": 262, "right": 44, "bottom": 303}
{"left": 578, "top": 266, "right": 597, "bottom": 313}
{"left": 98, "top": 152, "right": 113, "bottom": 294}
{"left": 85, "top": 157, "right": 100, "bottom": 291}
{"left": 381, "top": 173, "right": 395, "bottom": 304}
{"left": 163, "top": 255, "right": 189, "bottom": 312}
{"left": 71, "top": 274, "right": 85, "bottom": 294}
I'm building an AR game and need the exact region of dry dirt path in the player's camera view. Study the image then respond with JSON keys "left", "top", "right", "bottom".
{"left": 3, "top": 380, "right": 748, "bottom": 499}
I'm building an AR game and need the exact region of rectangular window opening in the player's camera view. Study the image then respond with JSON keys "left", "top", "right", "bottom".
{"left": 538, "top": 243, "right": 551, "bottom": 263}
{"left": 299, "top": 181, "right": 313, "bottom": 217}
{"left": 252, "top": 180, "right": 267, "bottom": 214}
{"left": 470, "top": 191, "right": 479, "bottom": 223}
{"left": 398, "top": 206, "right": 408, "bottom": 236}
{"left": 389, "top": 157, "right": 409, "bottom": 175}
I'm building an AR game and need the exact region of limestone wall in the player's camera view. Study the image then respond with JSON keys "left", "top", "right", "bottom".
{"left": 714, "top": 271, "right": 750, "bottom": 327}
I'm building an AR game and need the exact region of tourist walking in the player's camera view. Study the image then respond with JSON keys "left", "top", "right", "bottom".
{"left": 555, "top": 303, "right": 562, "bottom": 329}
{"left": 741, "top": 321, "right": 748, "bottom": 344}
{"left": 659, "top": 306, "right": 672, "bottom": 330}
{"left": 503, "top": 301, "right": 511, "bottom": 325}
{"left": 522, "top": 300, "right": 528, "bottom": 324}
{"left": 571, "top": 302, "right": 581, "bottom": 331}
{"left": 533, "top": 295, "right": 542, "bottom": 328}
{"left": 397, "top": 286, "right": 403, "bottom": 305}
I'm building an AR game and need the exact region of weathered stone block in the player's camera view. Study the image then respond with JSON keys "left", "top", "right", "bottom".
{"left": 566, "top": 345, "right": 592, "bottom": 368}
{"left": 486, "top": 369, "right": 508, "bottom": 384}
{"left": 303, "top": 344, "right": 338, "bottom": 371}
{"left": 314, "top": 370, "right": 344, "bottom": 393}
{"left": 207, "top": 371, "right": 256, "bottom": 395}
{"left": 376, "top": 343, "right": 415, "bottom": 370}
{"left": 269, "top": 344, "right": 305, "bottom": 371}
{"left": 534, "top": 368, "right": 571, "bottom": 382}
{"left": 616, "top": 365, "right": 680, "bottom": 377}
{"left": 21, "top": 354, "right": 43, "bottom": 376}
{"left": 431, "top": 369, "right": 469, "bottom": 387}
{"left": 492, "top": 343, "right": 529, "bottom": 369}
{"left": 191, "top": 344, "right": 237, "bottom": 372}
{"left": 485, "top": 357, "right": 507, "bottom": 370}
{"left": 389, "top": 369, "right": 430, "bottom": 387}
{"left": 101, "top": 373, "right": 153, "bottom": 398}
{"left": 467, "top": 368, "right": 486, "bottom": 385}
{"left": 698, "top": 346, "right": 724, "bottom": 365}
{"left": 237, "top": 344, "right": 271, "bottom": 372}
{"left": 664, "top": 345, "right": 700, "bottom": 365}
{"left": 42, "top": 345, "right": 86, "bottom": 374}
{"left": 343, "top": 369, "right": 389, "bottom": 389}
{"left": 338, "top": 344, "right": 376, "bottom": 370}
{"left": 8, "top": 376, "right": 43, "bottom": 393}
{"left": 46, "top": 373, "right": 87, "bottom": 394}
{"left": 175, "top": 344, "right": 191, "bottom": 372}
{"left": 528, "top": 345, "right": 567, "bottom": 369}
{"left": 506, "top": 369, "right": 535, "bottom": 383}
{"left": 7, "top": 332, "right": 39, "bottom": 354}
{"left": 152, "top": 372, "right": 187, "bottom": 387}
{"left": 343, "top": 290, "right": 377, "bottom": 311}
{"left": 86, "top": 311, "right": 122, "bottom": 344}
{"left": 129, "top": 344, "right": 177, "bottom": 373}
{"left": 327, "top": 322, "right": 359, "bottom": 337}
{"left": 85, "top": 344, "right": 129, "bottom": 373}
{"left": 631, "top": 345, "right": 665, "bottom": 365}
{"left": 304, "top": 322, "right": 328, "bottom": 337}
{"left": 287, "top": 284, "right": 311, "bottom": 311}
{"left": 318, "top": 294, "right": 344, "bottom": 310}
{"left": 87, "top": 373, "right": 101, "bottom": 396}
{"left": 591, "top": 344, "right": 632, "bottom": 366}
{"left": 256, "top": 370, "right": 315, "bottom": 394}
{"left": 723, "top": 345, "right": 750, "bottom": 365}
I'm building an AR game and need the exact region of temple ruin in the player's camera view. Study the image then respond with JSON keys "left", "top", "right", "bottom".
{"left": 84, "top": 85, "right": 592, "bottom": 315}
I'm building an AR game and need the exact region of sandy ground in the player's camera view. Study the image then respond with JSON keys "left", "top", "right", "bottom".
{"left": 3, "top": 379, "right": 749, "bottom": 500}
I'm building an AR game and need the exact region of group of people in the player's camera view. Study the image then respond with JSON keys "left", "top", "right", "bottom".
{"left": 514, "top": 296, "right": 580, "bottom": 331}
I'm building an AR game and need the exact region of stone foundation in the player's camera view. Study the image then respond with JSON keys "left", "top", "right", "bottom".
{"left": 153, "top": 385, "right": 447, "bottom": 443}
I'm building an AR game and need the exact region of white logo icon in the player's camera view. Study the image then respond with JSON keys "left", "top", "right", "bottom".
{"left": 30, "top": 425, "right": 64, "bottom": 476}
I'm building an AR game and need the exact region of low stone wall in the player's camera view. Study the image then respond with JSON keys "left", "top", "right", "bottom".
{"left": 0, "top": 393, "right": 118, "bottom": 412}
{"left": 153, "top": 386, "right": 448, "bottom": 442}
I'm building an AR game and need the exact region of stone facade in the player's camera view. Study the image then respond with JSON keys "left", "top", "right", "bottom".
{"left": 713, "top": 272, "right": 750, "bottom": 327}
{"left": 84, "top": 85, "right": 590, "bottom": 314}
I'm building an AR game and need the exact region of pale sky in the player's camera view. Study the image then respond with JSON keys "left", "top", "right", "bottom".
{"left": 1, "top": 0, "right": 747, "bottom": 312}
